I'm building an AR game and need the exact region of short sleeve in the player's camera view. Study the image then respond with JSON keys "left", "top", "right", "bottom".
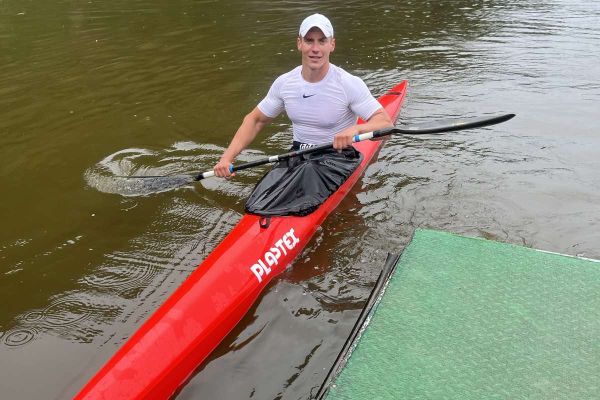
{"left": 345, "top": 75, "right": 382, "bottom": 121}
{"left": 257, "top": 75, "right": 285, "bottom": 118}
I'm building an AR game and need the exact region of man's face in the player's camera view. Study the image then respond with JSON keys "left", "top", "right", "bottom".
{"left": 297, "top": 28, "right": 336, "bottom": 71}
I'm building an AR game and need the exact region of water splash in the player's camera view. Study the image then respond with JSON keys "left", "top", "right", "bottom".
{"left": 84, "top": 142, "right": 218, "bottom": 197}
{"left": 84, "top": 141, "right": 274, "bottom": 197}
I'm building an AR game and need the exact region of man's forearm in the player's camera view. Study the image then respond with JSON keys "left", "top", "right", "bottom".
{"left": 220, "top": 109, "right": 271, "bottom": 163}
{"left": 356, "top": 108, "right": 393, "bottom": 134}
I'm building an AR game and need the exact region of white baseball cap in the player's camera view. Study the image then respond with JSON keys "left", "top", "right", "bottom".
{"left": 299, "top": 13, "right": 334, "bottom": 38}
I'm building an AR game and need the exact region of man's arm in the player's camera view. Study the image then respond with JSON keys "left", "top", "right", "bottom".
{"left": 332, "top": 108, "right": 393, "bottom": 150}
{"left": 214, "top": 107, "right": 273, "bottom": 177}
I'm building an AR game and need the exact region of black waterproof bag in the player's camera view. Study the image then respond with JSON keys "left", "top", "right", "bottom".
{"left": 245, "top": 147, "right": 363, "bottom": 217}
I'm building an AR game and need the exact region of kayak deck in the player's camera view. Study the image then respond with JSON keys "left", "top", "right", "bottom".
{"left": 75, "top": 80, "right": 408, "bottom": 399}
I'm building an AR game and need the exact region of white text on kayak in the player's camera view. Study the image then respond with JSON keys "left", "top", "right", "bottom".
{"left": 250, "top": 228, "right": 300, "bottom": 283}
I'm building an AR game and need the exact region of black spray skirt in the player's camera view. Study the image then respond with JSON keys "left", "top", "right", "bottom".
{"left": 245, "top": 147, "right": 363, "bottom": 217}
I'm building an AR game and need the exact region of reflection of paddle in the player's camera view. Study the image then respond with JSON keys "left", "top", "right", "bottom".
{"left": 117, "top": 113, "right": 515, "bottom": 191}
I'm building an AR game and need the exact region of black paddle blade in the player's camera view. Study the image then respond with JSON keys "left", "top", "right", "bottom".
{"left": 392, "top": 113, "right": 516, "bottom": 135}
{"left": 86, "top": 174, "right": 195, "bottom": 197}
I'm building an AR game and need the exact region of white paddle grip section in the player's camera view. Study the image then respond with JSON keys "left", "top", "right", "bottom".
{"left": 353, "top": 131, "right": 375, "bottom": 142}
{"left": 201, "top": 170, "right": 216, "bottom": 179}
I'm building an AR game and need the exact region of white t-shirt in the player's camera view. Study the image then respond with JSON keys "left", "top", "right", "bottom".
{"left": 257, "top": 64, "right": 382, "bottom": 144}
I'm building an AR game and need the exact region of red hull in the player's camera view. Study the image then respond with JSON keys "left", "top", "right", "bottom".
{"left": 75, "top": 80, "right": 408, "bottom": 399}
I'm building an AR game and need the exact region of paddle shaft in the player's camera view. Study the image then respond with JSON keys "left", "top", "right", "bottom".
{"left": 196, "top": 113, "right": 515, "bottom": 180}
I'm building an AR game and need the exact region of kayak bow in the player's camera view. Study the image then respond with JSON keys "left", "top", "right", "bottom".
{"left": 75, "top": 80, "right": 408, "bottom": 399}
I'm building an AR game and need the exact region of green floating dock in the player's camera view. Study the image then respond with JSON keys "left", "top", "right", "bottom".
{"left": 322, "top": 229, "right": 600, "bottom": 399}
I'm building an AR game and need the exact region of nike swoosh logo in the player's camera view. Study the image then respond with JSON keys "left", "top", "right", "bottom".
{"left": 302, "top": 94, "right": 316, "bottom": 98}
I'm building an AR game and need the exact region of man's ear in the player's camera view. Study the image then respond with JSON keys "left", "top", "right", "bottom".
{"left": 297, "top": 36, "right": 302, "bottom": 51}
{"left": 331, "top": 37, "right": 336, "bottom": 52}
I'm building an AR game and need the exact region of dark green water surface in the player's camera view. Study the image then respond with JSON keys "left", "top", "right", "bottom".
{"left": 1, "top": 1, "right": 599, "bottom": 398}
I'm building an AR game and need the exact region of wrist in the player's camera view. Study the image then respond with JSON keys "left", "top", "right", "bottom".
{"left": 219, "top": 155, "right": 233, "bottom": 164}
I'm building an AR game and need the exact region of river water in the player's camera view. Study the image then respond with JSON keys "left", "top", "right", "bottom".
{"left": 1, "top": 1, "right": 599, "bottom": 399}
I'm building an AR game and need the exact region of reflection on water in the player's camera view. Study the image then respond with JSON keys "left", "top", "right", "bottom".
{"left": 1, "top": 0, "right": 599, "bottom": 399}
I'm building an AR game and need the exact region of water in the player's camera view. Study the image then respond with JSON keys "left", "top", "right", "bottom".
{"left": 1, "top": 1, "right": 599, "bottom": 398}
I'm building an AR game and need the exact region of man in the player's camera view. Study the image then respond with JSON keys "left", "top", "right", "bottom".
{"left": 214, "top": 13, "right": 393, "bottom": 177}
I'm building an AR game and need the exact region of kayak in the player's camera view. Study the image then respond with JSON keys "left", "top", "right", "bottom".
{"left": 76, "top": 80, "right": 408, "bottom": 399}
{"left": 75, "top": 80, "right": 408, "bottom": 399}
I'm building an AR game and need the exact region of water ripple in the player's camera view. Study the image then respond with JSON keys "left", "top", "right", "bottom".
{"left": 3, "top": 328, "right": 38, "bottom": 347}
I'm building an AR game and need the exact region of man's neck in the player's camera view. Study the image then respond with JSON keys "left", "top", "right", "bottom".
{"left": 301, "top": 63, "right": 330, "bottom": 83}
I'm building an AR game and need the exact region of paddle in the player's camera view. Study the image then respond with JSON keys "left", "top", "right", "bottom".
{"left": 198, "top": 113, "right": 515, "bottom": 179}
{"left": 117, "top": 113, "right": 515, "bottom": 191}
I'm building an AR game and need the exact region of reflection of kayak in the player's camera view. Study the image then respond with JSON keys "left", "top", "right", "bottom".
{"left": 75, "top": 80, "right": 408, "bottom": 399}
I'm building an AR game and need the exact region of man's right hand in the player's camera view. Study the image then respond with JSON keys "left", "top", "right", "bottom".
{"left": 214, "top": 157, "right": 234, "bottom": 177}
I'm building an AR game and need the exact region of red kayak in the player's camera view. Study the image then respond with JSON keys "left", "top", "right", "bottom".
{"left": 75, "top": 80, "right": 408, "bottom": 399}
